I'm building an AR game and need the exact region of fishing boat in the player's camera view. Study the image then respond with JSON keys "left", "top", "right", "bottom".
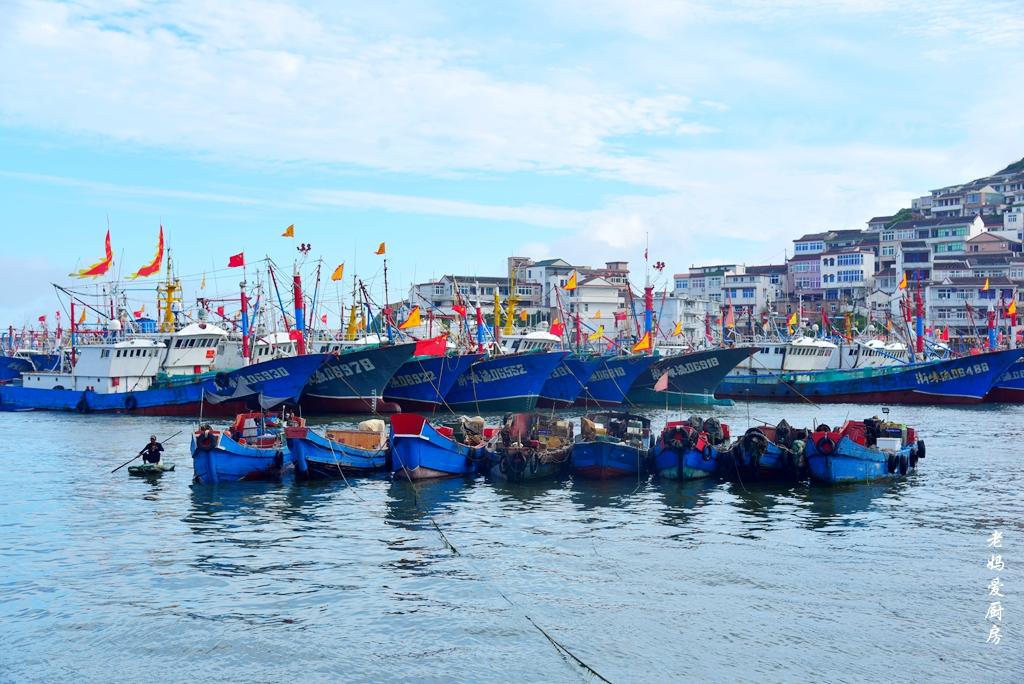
{"left": 127, "top": 462, "right": 176, "bottom": 476}
{"left": 985, "top": 359, "right": 1024, "bottom": 402}
{"left": 626, "top": 347, "right": 756, "bottom": 406}
{"left": 191, "top": 412, "right": 300, "bottom": 484}
{"left": 0, "top": 340, "right": 330, "bottom": 415}
{"left": 570, "top": 412, "right": 653, "bottom": 479}
{"left": 719, "top": 420, "right": 809, "bottom": 482}
{"left": 382, "top": 352, "right": 483, "bottom": 412}
{"left": 805, "top": 417, "right": 923, "bottom": 484}
{"left": 443, "top": 350, "right": 569, "bottom": 413}
{"left": 649, "top": 416, "right": 731, "bottom": 480}
{"left": 489, "top": 412, "right": 573, "bottom": 482}
{"left": 535, "top": 356, "right": 603, "bottom": 409}
{"left": 389, "top": 413, "right": 493, "bottom": 480}
{"left": 715, "top": 348, "right": 1024, "bottom": 405}
{"left": 286, "top": 420, "right": 389, "bottom": 479}
{"left": 0, "top": 355, "right": 34, "bottom": 382}
{"left": 576, "top": 355, "right": 659, "bottom": 407}
{"left": 300, "top": 341, "right": 418, "bottom": 414}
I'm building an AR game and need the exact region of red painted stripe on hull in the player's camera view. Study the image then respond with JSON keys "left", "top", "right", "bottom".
{"left": 714, "top": 390, "right": 983, "bottom": 405}
{"left": 572, "top": 465, "right": 636, "bottom": 479}
{"left": 985, "top": 387, "right": 1024, "bottom": 403}
{"left": 300, "top": 396, "right": 403, "bottom": 414}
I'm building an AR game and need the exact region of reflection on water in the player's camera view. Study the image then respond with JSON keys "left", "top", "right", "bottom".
{"left": 1, "top": 404, "right": 1019, "bottom": 684}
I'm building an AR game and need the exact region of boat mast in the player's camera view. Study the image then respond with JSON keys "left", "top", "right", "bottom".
{"left": 157, "top": 249, "right": 181, "bottom": 333}
{"left": 292, "top": 264, "right": 307, "bottom": 355}
{"left": 240, "top": 278, "right": 250, "bottom": 364}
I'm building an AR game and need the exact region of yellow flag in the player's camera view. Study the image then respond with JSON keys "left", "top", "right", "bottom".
{"left": 1009, "top": 299, "right": 1018, "bottom": 315}
{"left": 983, "top": 277, "right": 990, "bottom": 291}
{"left": 331, "top": 263, "right": 345, "bottom": 281}
{"left": 519, "top": 309, "right": 527, "bottom": 322}
{"left": 78, "top": 307, "right": 87, "bottom": 324}
{"left": 200, "top": 272, "right": 206, "bottom": 290}
{"left": 358, "top": 314, "right": 366, "bottom": 330}
{"left": 375, "top": 242, "right": 386, "bottom": 255}
{"left": 787, "top": 312, "right": 798, "bottom": 334}
{"left": 399, "top": 306, "right": 421, "bottom": 330}
{"left": 588, "top": 325, "right": 604, "bottom": 342}
{"left": 564, "top": 271, "right": 577, "bottom": 291}
{"left": 631, "top": 332, "right": 651, "bottom": 353}
{"left": 282, "top": 224, "right": 295, "bottom": 238}
{"left": 672, "top": 321, "right": 682, "bottom": 336}
{"left": 592, "top": 309, "right": 602, "bottom": 319}
{"left": 898, "top": 272, "right": 907, "bottom": 290}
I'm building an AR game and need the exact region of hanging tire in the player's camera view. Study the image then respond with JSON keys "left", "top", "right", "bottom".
{"left": 909, "top": 450, "right": 919, "bottom": 468}
{"left": 701, "top": 444, "right": 714, "bottom": 462}
{"left": 816, "top": 436, "right": 836, "bottom": 455}
{"left": 817, "top": 424, "right": 831, "bottom": 433}
{"left": 529, "top": 453, "right": 539, "bottom": 475}
{"left": 75, "top": 394, "right": 89, "bottom": 413}
{"left": 196, "top": 432, "right": 217, "bottom": 451}
{"left": 887, "top": 453, "right": 897, "bottom": 474}
{"left": 898, "top": 453, "right": 909, "bottom": 476}
{"left": 123, "top": 395, "right": 138, "bottom": 412}
{"left": 498, "top": 454, "right": 508, "bottom": 475}
{"left": 916, "top": 440, "right": 926, "bottom": 459}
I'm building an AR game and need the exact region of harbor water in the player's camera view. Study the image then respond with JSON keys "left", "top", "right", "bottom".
{"left": 1, "top": 403, "right": 1021, "bottom": 683}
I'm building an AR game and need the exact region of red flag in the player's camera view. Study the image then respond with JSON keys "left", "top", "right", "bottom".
{"left": 614, "top": 310, "right": 627, "bottom": 322}
{"left": 452, "top": 304, "right": 467, "bottom": 316}
{"left": 71, "top": 229, "right": 114, "bottom": 279}
{"left": 216, "top": 305, "right": 225, "bottom": 317}
{"left": 653, "top": 372, "right": 669, "bottom": 393}
{"left": 37, "top": 315, "right": 46, "bottom": 323}
{"left": 941, "top": 326, "right": 950, "bottom": 342}
{"left": 227, "top": 252, "right": 245, "bottom": 268}
{"left": 414, "top": 334, "right": 448, "bottom": 357}
{"left": 128, "top": 225, "right": 164, "bottom": 279}
{"left": 549, "top": 319, "right": 565, "bottom": 337}
{"left": 821, "top": 304, "right": 830, "bottom": 331}
{"left": 320, "top": 314, "right": 328, "bottom": 324}
{"left": 288, "top": 329, "right": 304, "bottom": 342}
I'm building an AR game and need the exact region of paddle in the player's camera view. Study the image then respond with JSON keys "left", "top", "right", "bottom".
{"left": 111, "top": 429, "right": 185, "bottom": 473}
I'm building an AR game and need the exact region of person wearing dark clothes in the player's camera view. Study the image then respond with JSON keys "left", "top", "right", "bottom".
{"left": 141, "top": 435, "right": 164, "bottom": 464}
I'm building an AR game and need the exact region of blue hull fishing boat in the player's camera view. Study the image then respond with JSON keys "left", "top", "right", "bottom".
{"left": 721, "top": 422, "right": 809, "bottom": 482}
{"left": 986, "top": 359, "right": 1024, "bottom": 402}
{"left": 286, "top": 422, "right": 388, "bottom": 479}
{"left": 576, "top": 355, "right": 659, "bottom": 407}
{"left": 715, "top": 348, "right": 1024, "bottom": 405}
{"left": 383, "top": 353, "right": 482, "bottom": 412}
{"left": 570, "top": 412, "right": 653, "bottom": 479}
{"left": 444, "top": 351, "right": 569, "bottom": 413}
{"left": 0, "top": 355, "right": 34, "bottom": 381}
{"left": 805, "top": 418, "right": 923, "bottom": 484}
{"left": 301, "top": 342, "right": 417, "bottom": 414}
{"left": 649, "top": 416, "right": 731, "bottom": 480}
{"left": 0, "top": 353, "right": 330, "bottom": 416}
{"left": 626, "top": 347, "right": 755, "bottom": 406}
{"left": 191, "top": 412, "right": 296, "bottom": 484}
{"left": 535, "top": 356, "right": 602, "bottom": 409}
{"left": 389, "top": 413, "right": 493, "bottom": 480}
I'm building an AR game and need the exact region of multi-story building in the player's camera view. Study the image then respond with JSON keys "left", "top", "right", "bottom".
{"left": 408, "top": 274, "right": 543, "bottom": 318}
{"left": 820, "top": 247, "right": 876, "bottom": 311}
{"left": 520, "top": 257, "right": 576, "bottom": 308}
{"left": 565, "top": 275, "right": 625, "bottom": 336}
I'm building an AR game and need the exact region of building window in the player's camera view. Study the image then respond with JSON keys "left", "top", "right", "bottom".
{"left": 836, "top": 253, "right": 863, "bottom": 266}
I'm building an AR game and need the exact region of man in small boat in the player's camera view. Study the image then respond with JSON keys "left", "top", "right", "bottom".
{"left": 140, "top": 435, "right": 164, "bottom": 465}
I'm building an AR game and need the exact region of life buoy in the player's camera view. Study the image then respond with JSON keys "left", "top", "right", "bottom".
{"left": 816, "top": 436, "right": 836, "bottom": 455}
{"left": 898, "top": 452, "right": 909, "bottom": 476}
{"left": 916, "top": 440, "right": 926, "bottom": 459}
{"left": 123, "top": 395, "right": 138, "bottom": 411}
{"left": 887, "top": 453, "right": 897, "bottom": 474}
{"left": 196, "top": 432, "right": 217, "bottom": 451}
{"left": 701, "top": 444, "right": 714, "bottom": 462}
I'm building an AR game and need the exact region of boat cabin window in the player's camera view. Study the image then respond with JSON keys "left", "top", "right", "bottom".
{"left": 101, "top": 350, "right": 110, "bottom": 358}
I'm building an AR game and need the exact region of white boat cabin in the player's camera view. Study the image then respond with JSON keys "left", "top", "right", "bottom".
{"left": 21, "top": 339, "right": 165, "bottom": 393}
{"left": 731, "top": 336, "right": 837, "bottom": 374}
{"left": 214, "top": 331, "right": 297, "bottom": 370}
{"left": 833, "top": 340, "right": 909, "bottom": 369}
{"left": 156, "top": 322, "right": 227, "bottom": 375}
{"left": 502, "top": 331, "right": 563, "bottom": 354}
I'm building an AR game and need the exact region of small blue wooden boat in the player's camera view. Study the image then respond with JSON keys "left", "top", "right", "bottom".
{"left": 389, "top": 413, "right": 492, "bottom": 480}
{"left": 489, "top": 412, "right": 573, "bottom": 483}
{"left": 720, "top": 421, "right": 809, "bottom": 482}
{"left": 286, "top": 421, "right": 388, "bottom": 480}
{"left": 570, "top": 412, "right": 653, "bottom": 480}
{"left": 191, "top": 412, "right": 295, "bottom": 484}
{"left": 805, "top": 418, "right": 923, "bottom": 484}
{"left": 649, "top": 416, "right": 731, "bottom": 480}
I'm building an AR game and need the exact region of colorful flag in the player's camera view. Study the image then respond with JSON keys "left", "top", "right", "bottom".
{"left": 564, "top": 271, "right": 578, "bottom": 291}
{"left": 588, "top": 325, "right": 604, "bottom": 342}
{"left": 632, "top": 332, "right": 651, "bottom": 353}
{"left": 227, "top": 252, "right": 245, "bottom": 268}
{"left": 1009, "top": 299, "right": 1018, "bottom": 316}
{"left": 128, "top": 225, "right": 164, "bottom": 280}
{"left": 375, "top": 242, "right": 386, "bottom": 255}
{"left": 898, "top": 272, "right": 907, "bottom": 290}
{"left": 724, "top": 305, "right": 735, "bottom": 329}
{"left": 672, "top": 321, "right": 682, "bottom": 336}
{"left": 983, "top": 277, "right": 990, "bottom": 291}
{"left": 549, "top": 319, "right": 565, "bottom": 337}
{"left": 71, "top": 229, "right": 114, "bottom": 279}
{"left": 614, "top": 310, "right": 627, "bottom": 322}
{"left": 282, "top": 224, "right": 295, "bottom": 238}
{"left": 216, "top": 305, "right": 225, "bottom": 317}
{"left": 653, "top": 372, "right": 669, "bottom": 393}
{"left": 942, "top": 326, "right": 950, "bottom": 341}
{"left": 519, "top": 309, "right": 527, "bottom": 322}
{"left": 133, "top": 304, "right": 146, "bottom": 318}
{"left": 452, "top": 304, "right": 467, "bottom": 317}
{"left": 200, "top": 273, "right": 206, "bottom": 289}
{"left": 787, "top": 312, "right": 799, "bottom": 334}
{"left": 414, "top": 334, "right": 448, "bottom": 357}
{"left": 320, "top": 314, "right": 328, "bottom": 324}
{"left": 331, "top": 263, "right": 345, "bottom": 281}
{"left": 592, "top": 309, "right": 602, "bottom": 319}
{"left": 37, "top": 315, "right": 46, "bottom": 323}
{"left": 399, "top": 306, "right": 421, "bottom": 330}
{"left": 77, "top": 307, "right": 86, "bottom": 324}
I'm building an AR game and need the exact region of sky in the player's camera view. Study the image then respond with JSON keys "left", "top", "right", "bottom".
{"left": 1, "top": 0, "right": 1023, "bottom": 326}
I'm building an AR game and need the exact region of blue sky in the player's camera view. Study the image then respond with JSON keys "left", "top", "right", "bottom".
{"left": 1, "top": 0, "right": 1023, "bottom": 325}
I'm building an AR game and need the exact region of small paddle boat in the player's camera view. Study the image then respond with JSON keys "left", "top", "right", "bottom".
{"left": 570, "top": 412, "right": 653, "bottom": 480}
{"left": 489, "top": 412, "right": 573, "bottom": 483}
{"left": 191, "top": 411, "right": 303, "bottom": 484}
{"left": 649, "top": 415, "right": 731, "bottom": 480}
{"left": 286, "top": 419, "right": 389, "bottom": 480}
{"left": 389, "top": 413, "right": 493, "bottom": 480}
{"left": 128, "top": 462, "right": 176, "bottom": 476}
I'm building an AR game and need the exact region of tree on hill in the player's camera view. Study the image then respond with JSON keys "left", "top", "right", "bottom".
{"left": 886, "top": 208, "right": 914, "bottom": 227}
{"left": 996, "top": 157, "right": 1024, "bottom": 175}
